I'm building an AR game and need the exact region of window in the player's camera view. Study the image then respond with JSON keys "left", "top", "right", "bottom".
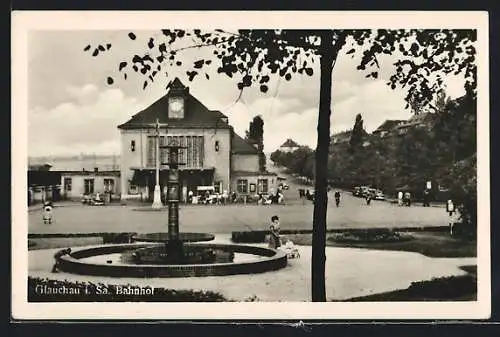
{"left": 131, "top": 140, "right": 136, "bottom": 152}
{"left": 63, "top": 177, "right": 72, "bottom": 191}
{"left": 84, "top": 179, "right": 94, "bottom": 195}
{"left": 257, "top": 179, "right": 269, "bottom": 193}
{"left": 237, "top": 179, "right": 248, "bottom": 193}
{"left": 214, "top": 181, "right": 222, "bottom": 194}
{"left": 147, "top": 136, "right": 166, "bottom": 167}
{"left": 104, "top": 179, "right": 115, "bottom": 193}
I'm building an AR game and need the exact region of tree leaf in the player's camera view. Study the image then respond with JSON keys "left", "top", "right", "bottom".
{"left": 83, "top": 45, "right": 91, "bottom": 52}
{"left": 305, "top": 68, "right": 313, "bottom": 76}
{"left": 92, "top": 49, "right": 99, "bottom": 57}
{"left": 119, "top": 62, "right": 127, "bottom": 71}
{"left": 98, "top": 45, "right": 105, "bottom": 52}
{"left": 260, "top": 85, "right": 268, "bottom": 93}
{"left": 128, "top": 32, "right": 136, "bottom": 40}
{"left": 346, "top": 48, "right": 355, "bottom": 54}
{"left": 176, "top": 61, "right": 182, "bottom": 66}
{"left": 143, "top": 81, "right": 148, "bottom": 89}
{"left": 186, "top": 70, "right": 198, "bottom": 81}
{"left": 148, "top": 38, "right": 154, "bottom": 49}
{"left": 285, "top": 73, "right": 292, "bottom": 81}
{"left": 205, "top": 73, "right": 210, "bottom": 80}
{"left": 107, "top": 77, "right": 114, "bottom": 85}
{"left": 194, "top": 60, "right": 204, "bottom": 69}
{"left": 106, "top": 43, "right": 112, "bottom": 50}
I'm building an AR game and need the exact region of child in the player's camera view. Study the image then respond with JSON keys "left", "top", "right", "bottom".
{"left": 268, "top": 215, "right": 281, "bottom": 249}
{"left": 43, "top": 201, "right": 53, "bottom": 224}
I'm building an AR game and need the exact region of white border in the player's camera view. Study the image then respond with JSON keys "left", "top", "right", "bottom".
{"left": 12, "top": 11, "right": 490, "bottom": 320}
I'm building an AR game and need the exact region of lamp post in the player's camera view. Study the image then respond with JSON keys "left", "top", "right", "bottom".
{"left": 151, "top": 118, "right": 163, "bottom": 209}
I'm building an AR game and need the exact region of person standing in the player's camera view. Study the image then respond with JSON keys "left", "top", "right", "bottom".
{"left": 404, "top": 191, "right": 411, "bottom": 207}
{"left": 43, "top": 201, "right": 53, "bottom": 224}
{"left": 334, "top": 191, "right": 341, "bottom": 207}
{"left": 423, "top": 189, "right": 430, "bottom": 207}
{"left": 188, "top": 190, "right": 193, "bottom": 204}
{"left": 365, "top": 194, "right": 372, "bottom": 206}
{"left": 268, "top": 215, "right": 282, "bottom": 249}
{"left": 398, "top": 191, "right": 403, "bottom": 207}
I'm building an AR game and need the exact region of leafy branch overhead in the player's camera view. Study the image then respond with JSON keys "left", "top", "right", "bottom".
{"left": 84, "top": 29, "right": 476, "bottom": 109}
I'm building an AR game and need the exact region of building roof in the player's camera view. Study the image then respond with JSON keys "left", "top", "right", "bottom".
{"left": 280, "top": 139, "right": 300, "bottom": 148}
{"left": 231, "top": 132, "right": 259, "bottom": 155}
{"left": 118, "top": 78, "right": 230, "bottom": 130}
{"left": 372, "top": 120, "right": 406, "bottom": 133}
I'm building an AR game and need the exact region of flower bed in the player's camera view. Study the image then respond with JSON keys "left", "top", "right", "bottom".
{"left": 327, "top": 228, "right": 414, "bottom": 243}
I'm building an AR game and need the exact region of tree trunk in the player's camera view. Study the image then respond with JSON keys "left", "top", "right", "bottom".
{"left": 311, "top": 32, "right": 335, "bottom": 302}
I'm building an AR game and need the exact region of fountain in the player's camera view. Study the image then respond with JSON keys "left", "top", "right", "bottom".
{"left": 56, "top": 141, "right": 287, "bottom": 277}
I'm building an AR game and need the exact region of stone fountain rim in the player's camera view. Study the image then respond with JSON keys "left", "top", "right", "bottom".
{"left": 57, "top": 242, "right": 288, "bottom": 278}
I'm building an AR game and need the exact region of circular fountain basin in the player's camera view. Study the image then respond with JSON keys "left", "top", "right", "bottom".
{"left": 57, "top": 243, "right": 288, "bottom": 278}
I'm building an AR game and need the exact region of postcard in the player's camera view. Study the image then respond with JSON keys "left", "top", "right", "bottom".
{"left": 12, "top": 10, "right": 490, "bottom": 320}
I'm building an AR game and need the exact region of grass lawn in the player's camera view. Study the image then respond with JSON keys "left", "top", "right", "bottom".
{"left": 29, "top": 237, "right": 104, "bottom": 250}
{"left": 284, "top": 231, "right": 476, "bottom": 258}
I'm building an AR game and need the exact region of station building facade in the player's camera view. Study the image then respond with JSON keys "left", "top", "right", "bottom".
{"left": 118, "top": 78, "right": 277, "bottom": 202}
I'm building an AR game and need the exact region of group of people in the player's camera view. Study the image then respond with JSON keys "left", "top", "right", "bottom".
{"left": 187, "top": 190, "right": 234, "bottom": 205}
{"left": 298, "top": 188, "right": 315, "bottom": 203}
{"left": 397, "top": 191, "right": 412, "bottom": 207}
{"left": 257, "top": 189, "right": 285, "bottom": 205}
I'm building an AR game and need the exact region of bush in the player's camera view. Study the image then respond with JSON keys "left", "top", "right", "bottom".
{"left": 231, "top": 231, "right": 267, "bottom": 243}
{"left": 28, "top": 277, "right": 227, "bottom": 302}
{"left": 102, "top": 232, "right": 137, "bottom": 244}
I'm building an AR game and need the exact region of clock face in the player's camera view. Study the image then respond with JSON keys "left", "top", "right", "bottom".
{"left": 169, "top": 98, "right": 184, "bottom": 118}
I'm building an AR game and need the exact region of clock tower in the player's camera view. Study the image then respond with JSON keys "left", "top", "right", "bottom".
{"left": 167, "top": 78, "right": 188, "bottom": 119}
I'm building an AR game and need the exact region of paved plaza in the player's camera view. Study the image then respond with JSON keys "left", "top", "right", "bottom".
{"left": 28, "top": 195, "right": 450, "bottom": 234}
{"left": 28, "top": 235, "right": 475, "bottom": 301}
{"left": 29, "top": 169, "right": 451, "bottom": 234}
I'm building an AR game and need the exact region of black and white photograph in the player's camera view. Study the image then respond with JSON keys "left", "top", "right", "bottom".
{"left": 12, "top": 11, "right": 490, "bottom": 320}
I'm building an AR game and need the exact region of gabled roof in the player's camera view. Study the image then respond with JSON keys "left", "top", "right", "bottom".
{"left": 372, "top": 120, "right": 406, "bottom": 133}
{"left": 231, "top": 132, "right": 259, "bottom": 155}
{"left": 118, "top": 78, "right": 230, "bottom": 130}
{"left": 280, "top": 139, "right": 300, "bottom": 148}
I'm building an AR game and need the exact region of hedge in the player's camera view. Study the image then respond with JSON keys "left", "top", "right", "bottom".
{"left": 231, "top": 227, "right": 449, "bottom": 243}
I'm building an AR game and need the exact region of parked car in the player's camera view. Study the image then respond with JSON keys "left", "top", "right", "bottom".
{"left": 360, "top": 186, "right": 371, "bottom": 197}
{"left": 81, "top": 194, "right": 92, "bottom": 204}
{"left": 82, "top": 193, "right": 105, "bottom": 206}
{"left": 352, "top": 186, "right": 362, "bottom": 196}
{"left": 373, "top": 189, "right": 385, "bottom": 200}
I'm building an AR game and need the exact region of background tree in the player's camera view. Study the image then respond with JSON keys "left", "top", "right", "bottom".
{"left": 349, "top": 113, "right": 366, "bottom": 152}
{"left": 87, "top": 28, "right": 477, "bottom": 302}
{"left": 245, "top": 115, "right": 266, "bottom": 172}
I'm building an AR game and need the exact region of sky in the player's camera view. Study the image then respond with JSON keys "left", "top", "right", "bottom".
{"left": 27, "top": 30, "right": 468, "bottom": 157}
